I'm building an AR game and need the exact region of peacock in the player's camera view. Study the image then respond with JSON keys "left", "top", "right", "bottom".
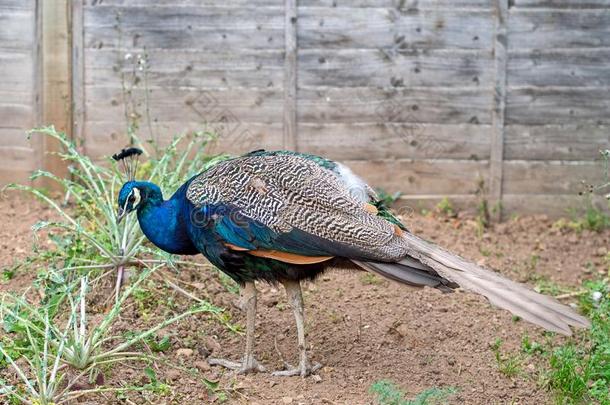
{"left": 115, "top": 148, "right": 590, "bottom": 377}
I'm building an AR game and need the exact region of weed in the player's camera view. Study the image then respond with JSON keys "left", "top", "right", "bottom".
{"left": 490, "top": 338, "right": 522, "bottom": 378}
{"left": 360, "top": 273, "right": 384, "bottom": 285}
{"left": 369, "top": 380, "right": 456, "bottom": 405}
{"left": 435, "top": 197, "right": 456, "bottom": 218}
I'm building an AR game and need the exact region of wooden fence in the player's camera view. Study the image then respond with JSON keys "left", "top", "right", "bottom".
{"left": 0, "top": 0, "right": 609, "bottom": 218}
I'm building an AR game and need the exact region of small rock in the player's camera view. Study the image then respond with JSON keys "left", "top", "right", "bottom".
{"left": 270, "top": 380, "right": 278, "bottom": 387}
{"left": 597, "top": 247, "right": 608, "bottom": 257}
{"left": 395, "top": 323, "right": 409, "bottom": 337}
{"left": 176, "top": 348, "right": 194, "bottom": 357}
{"left": 282, "top": 397, "right": 293, "bottom": 404}
{"left": 312, "top": 374, "right": 322, "bottom": 383}
{"left": 205, "top": 336, "right": 222, "bottom": 353}
{"left": 166, "top": 369, "right": 181, "bottom": 381}
{"left": 194, "top": 360, "right": 211, "bottom": 371}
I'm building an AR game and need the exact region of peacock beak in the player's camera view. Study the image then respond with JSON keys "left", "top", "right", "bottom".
{"left": 116, "top": 207, "right": 126, "bottom": 225}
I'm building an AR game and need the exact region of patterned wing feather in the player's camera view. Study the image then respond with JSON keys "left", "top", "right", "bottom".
{"left": 186, "top": 154, "right": 407, "bottom": 261}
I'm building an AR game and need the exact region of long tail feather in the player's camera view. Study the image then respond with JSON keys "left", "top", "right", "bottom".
{"left": 353, "top": 233, "right": 590, "bottom": 336}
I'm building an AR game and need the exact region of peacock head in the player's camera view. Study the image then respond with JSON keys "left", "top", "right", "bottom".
{"left": 116, "top": 181, "right": 162, "bottom": 224}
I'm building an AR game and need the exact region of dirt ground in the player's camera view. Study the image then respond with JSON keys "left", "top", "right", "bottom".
{"left": 0, "top": 193, "right": 608, "bottom": 405}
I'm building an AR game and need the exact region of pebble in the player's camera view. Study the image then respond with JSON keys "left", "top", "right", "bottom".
{"left": 176, "top": 348, "right": 194, "bottom": 357}
{"left": 312, "top": 374, "right": 322, "bottom": 383}
{"left": 194, "top": 360, "right": 211, "bottom": 371}
{"left": 597, "top": 247, "right": 608, "bottom": 256}
{"left": 282, "top": 396, "right": 293, "bottom": 404}
{"left": 205, "top": 336, "right": 222, "bottom": 353}
{"left": 166, "top": 369, "right": 181, "bottom": 381}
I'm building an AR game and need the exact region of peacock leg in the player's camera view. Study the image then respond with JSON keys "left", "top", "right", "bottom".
{"left": 272, "top": 279, "right": 321, "bottom": 377}
{"left": 208, "top": 281, "right": 265, "bottom": 373}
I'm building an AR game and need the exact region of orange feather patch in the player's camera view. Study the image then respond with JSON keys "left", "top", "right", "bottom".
{"left": 224, "top": 243, "right": 333, "bottom": 265}
{"left": 363, "top": 203, "right": 378, "bottom": 214}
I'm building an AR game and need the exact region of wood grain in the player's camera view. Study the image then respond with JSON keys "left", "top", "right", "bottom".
{"left": 298, "top": 87, "right": 492, "bottom": 124}
{"left": 299, "top": 49, "right": 493, "bottom": 87}
{"left": 298, "top": 7, "right": 494, "bottom": 49}
{"left": 297, "top": 123, "right": 491, "bottom": 160}
{"left": 509, "top": 10, "right": 610, "bottom": 49}
{"left": 508, "top": 49, "right": 610, "bottom": 87}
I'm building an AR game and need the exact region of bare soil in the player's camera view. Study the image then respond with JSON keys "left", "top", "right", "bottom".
{"left": 0, "top": 193, "right": 608, "bottom": 405}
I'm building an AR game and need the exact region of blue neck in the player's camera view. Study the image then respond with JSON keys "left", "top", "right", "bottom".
{"left": 136, "top": 184, "right": 198, "bottom": 255}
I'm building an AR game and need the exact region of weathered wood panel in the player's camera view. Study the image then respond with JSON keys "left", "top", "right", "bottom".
{"left": 301, "top": 0, "right": 493, "bottom": 8}
{"left": 84, "top": 5, "right": 284, "bottom": 50}
{"left": 0, "top": 9, "right": 35, "bottom": 50}
{"left": 513, "top": 0, "right": 610, "bottom": 9}
{"left": 506, "top": 87, "right": 610, "bottom": 125}
{"left": 85, "top": 49, "right": 284, "bottom": 89}
{"left": 508, "top": 10, "right": 610, "bottom": 49}
{"left": 297, "top": 8, "right": 494, "bottom": 49}
{"left": 508, "top": 49, "right": 610, "bottom": 87}
{"left": 298, "top": 87, "right": 492, "bottom": 124}
{"left": 298, "top": 123, "right": 491, "bottom": 160}
{"left": 505, "top": 125, "right": 609, "bottom": 161}
{"left": 344, "top": 159, "right": 489, "bottom": 195}
{"left": 299, "top": 49, "right": 493, "bottom": 87}
{"left": 503, "top": 161, "right": 606, "bottom": 194}
{"left": 89, "top": 0, "right": 283, "bottom": 6}
{"left": 0, "top": 0, "right": 37, "bottom": 185}
{"left": 0, "top": 51, "right": 35, "bottom": 92}
{"left": 85, "top": 87, "right": 284, "bottom": 124}
{"left": 503, "top": 195, "right": 609, "bottom": 217}
{"left": 83, "top": 121, "right": 283, "bottom": 159}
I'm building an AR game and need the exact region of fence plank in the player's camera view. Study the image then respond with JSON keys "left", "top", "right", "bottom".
{"left": 41, "top": 0, "right": 72, "bottom": 186}
{"left": 298, "top": 123, "right": 491, "bottom": 160}
{"left": 300, "top": 0, "right": 493, "bottom": 8}
{"left": 0, "top": 10, "right": 35, "bottom": 50}
{"left": 85, "top": 49, "right": 284, "bottom": 88}
{"left": 298, "top": 7, "right": 494, "bottom": 49}
{"left": 298, "top": 87, "right": 492, "bottom": 124}
{"left": 489, "top": 0, "right": 508, "bottom": 220}
{"left": 343, "top": 159, "right": 489, "bottom": 195}
{"left": 505, "top": 125, "right": 609, "bottom": 160}
{"left": 83, "top": 121, "right": 283, "bottom": 159}
{"left": 513, "top": 0, "right": 610, "bottom": 8}
{"left": 299, "top": 49, "right": 493, "bottom": 87}
{"left": 0, "top": 52, "right": 35, "bottom": 92}
{"left": 85, "top": 86, "right": 283, "bottom": 124}
{"left": 509, "top": 10, "right": 610, "bottom": 49}
{"left": 72, "top": 0, "right": 85, "bottom": 150}
{"left": 507, "top": 87, "right": 610, "bottom": 125}
{"left": 503, "top": 160, "right": 606, "bottom": 194}
{"left": 508, "top": 49, "right": 610, "bottom": 87}
{"left": 284, "top": 0, "right": 298, "bottom": 150}
{"left": 502, "top": 194, "right": 609, "bottom": 217}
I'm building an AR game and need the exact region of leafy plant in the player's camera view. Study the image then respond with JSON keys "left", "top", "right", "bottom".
{"left": 435, "top": 197, "right": 456, "bottom": 218}
{"left": 490, "top": 338, "right": 522, "bottom": 378}
{"left": 369, "top": 380, "right": 456, "bottom": 405}
{"left": 4, "top": 126, "right": 224, "bottom": 300}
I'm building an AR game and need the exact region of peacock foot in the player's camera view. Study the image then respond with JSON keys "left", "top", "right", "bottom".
{"left": 207, "top": 355, "right": 266, "bottom": 374}
{"left": 272, "top": 360, "right": 322, "bottom": 377}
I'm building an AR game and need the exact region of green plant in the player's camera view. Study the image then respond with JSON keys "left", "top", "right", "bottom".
{"left": 4, "top": 126, "right": 224, "bottom": 301}
{"left": 435, "top": 197, "right": 456, "bottom": 218}
{"left": 490, "top": 338, "right": 522, "bottom": 378}
{"left": 369, "top": 380, "right": 456, "bottom": 405}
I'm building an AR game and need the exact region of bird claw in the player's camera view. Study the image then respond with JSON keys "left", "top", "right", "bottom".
{"left": 272, "top": 361, "right": 321, "bottom": 377}
{"left": 207, "top": 356, "right": 266, "bottom": 374}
